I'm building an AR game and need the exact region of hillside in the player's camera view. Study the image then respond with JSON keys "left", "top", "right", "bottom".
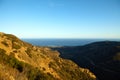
{"left": 53, "top": 41, "right": 120, "bottom": 80}
{"left": 0, "top": 32, "right": 96, "bottom": 80}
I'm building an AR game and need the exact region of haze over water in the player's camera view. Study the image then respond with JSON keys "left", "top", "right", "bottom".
{"left": 22, "top": 39, "right": 120, "bottom": 46}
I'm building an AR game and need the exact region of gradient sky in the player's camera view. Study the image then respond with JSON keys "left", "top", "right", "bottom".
{"left": 0, "top": 0, "right": 120, "bottom": 38}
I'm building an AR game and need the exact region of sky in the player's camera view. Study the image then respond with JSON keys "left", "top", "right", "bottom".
{"left": 0, "top": 0, "right": 120, "bottom": 38}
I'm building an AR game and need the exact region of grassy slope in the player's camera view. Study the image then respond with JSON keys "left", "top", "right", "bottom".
{"left": 0, "top": 32, "right": 96, "bottom": 80}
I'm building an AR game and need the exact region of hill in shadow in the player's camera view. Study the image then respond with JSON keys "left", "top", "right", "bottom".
{"left": 52, "top": 41, "right": 120, "bottom": 80}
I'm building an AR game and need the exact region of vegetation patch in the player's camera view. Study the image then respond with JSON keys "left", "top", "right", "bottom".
{"left": 25, "top": 48, "right": 32, "bottom": 58}
{"left": 0, "top": 48, "right": 25, "bottom": 72}
{"left": 4, "top": 34, "right": 18, "bottom": 42}
{"left": 49, "top": 62, "right": 57, "bottom": 69}
{"left": 113, "top": 52, "right": 120, "bottom": 61}
{"left": 27, "top": 67, "right": 55, "bottom": 80}
{"left": 12, "top": 43, "right": 21, "bottom": 49}
{"left": 0, "top": 48, "right": 55, "bottom": 80}
{"left": 1, "top": 41, "right": 9, "bottom": 47}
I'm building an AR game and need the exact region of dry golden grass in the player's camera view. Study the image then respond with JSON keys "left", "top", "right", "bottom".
{"left": 0, "top": 32, "right": 96, "bottom": 80}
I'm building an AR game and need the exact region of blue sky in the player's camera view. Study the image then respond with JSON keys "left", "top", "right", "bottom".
{"left": 0, "top": 0, "right": 120, "bottom": 38}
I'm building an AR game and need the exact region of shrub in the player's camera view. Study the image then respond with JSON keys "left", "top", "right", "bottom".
{"left": 0, "top": 48, "right": 6, "bottom": 54}
{"left": 49, "top": 62, "right": 57, "bottom": 69}
{"left": 25, "top": 48, "right": 32, "bottom": 58}
{"left": 0, "top": 48, "right": 24, "bottom": 72}
{"left": 8, "top": 55, "right": 24, "bottom": 72}
{"left": 113, "top": 52, "right": 120, "bottom": 61}
{"left": 12, "top": 43, "right": 21, "bottom": 49}
{"left": 27, "top": 68, "right": 55, "bottom": 80}
{"left": 0, "top": 48, "right": 7, "bottom": 61}
{"left": 1, "top": 41, "right": 9, "bottom": 47}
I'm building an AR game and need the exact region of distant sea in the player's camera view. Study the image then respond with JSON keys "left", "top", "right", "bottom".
{"left": 22, "top": 39, "right": 120, "bottom": 47}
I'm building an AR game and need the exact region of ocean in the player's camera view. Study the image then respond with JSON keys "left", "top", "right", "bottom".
{"left": 22, "top": 39, "right": 120, "bottom": 47}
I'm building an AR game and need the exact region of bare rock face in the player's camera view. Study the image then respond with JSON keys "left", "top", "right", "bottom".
{"left": 0, "top": 32, "right": 96, "bottom": 80}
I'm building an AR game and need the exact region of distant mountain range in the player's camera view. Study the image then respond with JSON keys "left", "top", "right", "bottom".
{"left": 53, "top": 41, "right": 120, "bottom": 80}
{"left": 0, "top": 32, "right": 96, "bottom": 80}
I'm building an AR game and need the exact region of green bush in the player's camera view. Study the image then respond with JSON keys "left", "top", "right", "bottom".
{"left": 49, "top": 62, "right": 57, "bottom": 69}
{"left": 8, "top": 55, "right": 24, "bottom": 72}
{"left": 1, "top": 41, "right": 9, "bottom": 47}
{"left": 12, "top": 43, "right": 21, "bottom": 49}
{"left": 25, "top": 48, "right": 32, "bottom": 58}
{"left": 27, "top": 68, "right": 55, "bottom": 80}
{"left": 0, "top": 48, "right": 6, "bottom": 54}
{"left": 0, "top": 48, "right": 24, "bottom": 72}
{"left": 0, "top": 48, "right": 7, "bottom": 60}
